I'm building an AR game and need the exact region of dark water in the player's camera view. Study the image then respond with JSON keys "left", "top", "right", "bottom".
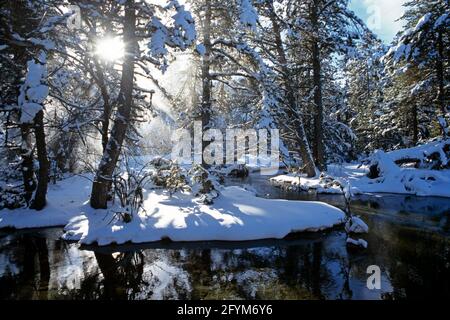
{"left": 1, "top": 175, "right": 450, "bottom": 300}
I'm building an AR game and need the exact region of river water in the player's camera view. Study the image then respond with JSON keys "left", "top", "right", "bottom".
{"left": 0, "top": 175, "right": 449, "bottom": 299}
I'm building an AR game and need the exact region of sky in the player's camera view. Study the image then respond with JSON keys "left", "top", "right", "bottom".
{"left": 349, "top": 0, "right": 407, "bottom": 43}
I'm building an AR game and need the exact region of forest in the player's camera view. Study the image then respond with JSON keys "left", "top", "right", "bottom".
{"left": 0, "top": 0, "right": 449, "bottom": 301}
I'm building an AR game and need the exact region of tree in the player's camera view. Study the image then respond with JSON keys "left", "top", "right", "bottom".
{"left": 90, "top": 0, "right": 196, "bottom": 209}
{"left": 0, "top": 0, "right": 65, "bottom": 209}
{"left": 90, "top": 0, "right": 137, "bottom": 209}
{"left": 384, "top": 0, "right": 449, "bottom": 138}
{"left": 251, "top": 0, "right": 317, "bottom": 176}
{"left": 345, "top": 36, "right": 387, "bottom": 152}
{"left": 286, "top": 0, "right": 370, "bottom": 170}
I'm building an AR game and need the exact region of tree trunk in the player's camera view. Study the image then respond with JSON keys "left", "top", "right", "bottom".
{"left": 6, "top": 0, "right": 49, "bottom": 209}
{"left": 90, "top": 0, "right": 136, "bottom": 209}
{"left": 269, "top": 4, "right": 317, "bottom": 177}
{"left": 436, "top": 30, "right": 448, "bottom": 138}
{"left": 93, "top": 58, "right": 112, "bottom": 153}
{"left": 20, "top": 123, "right": 36, "bottom": 205}
{"left": 30, "top": 110, "right": 49, "bottom": 210}
{"left": 101, "top": 97, "right": 111, "bottom": 153}
{"left": 198, "top": 0, "right": 212, "bottom": 167}
{"left": 11, "top": 4, "right": 37, "bottom": 206}
{"left": 412, "top": 104, "right": 418, "bottom": 145}
{"left": 311, "top": 1, "right": 326, "bottom": 171}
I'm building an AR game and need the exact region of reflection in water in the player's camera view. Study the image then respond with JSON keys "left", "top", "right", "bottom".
{"left": 0, "top": 230, "right": 50, "bottom": 299}
{"left": 0, "top": 175, "right": 449, "bottom": 299}
{"left": 0, "top": 222, "right": 449, "bottom": 300}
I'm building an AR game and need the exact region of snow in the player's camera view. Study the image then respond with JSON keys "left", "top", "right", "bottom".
{"left": 346, "top": 237, "right": 368, "bottom": 249}
{"left": 169, "top": 1, "right": 196, "bottom": 48}
{"left": 147, "top": 1, "right": 195, "bottom": 69}
{"left": 19, "top": 102, "right": 45, "bottom": 123}
{"left": 18, "top": 53, "right": 48, "bottom": 123}
{"left": 26, "top": 84, "right": 49, "bottom": 103}
{"left": 393, "top": 42, "right": 412, "bottom": 61}
{"left": 196, "top": 43, "right": 206, "bottom": 56}
{"left": 0, "top": 173, "right": 345, "bottom": 246}
{"left": 438, "top": 117, "right": 449, "bottom": 137}
{"left": 149, "top": 17, "right": 169, "bottom": 57}
{"left": 373, "top": 140, "right": 449, "bottom": 166}
{"left": 28, "top": 38, "right": 55, "bottom": 50}
{"left": 345, "top": 216, "right": 369, "bottom": 234}
{"left": 414, "top": 13, "right": 432, "bottom": 32}
{"left": 23, "top": 58, "right": 47, "bottom": 88}
{"left": 434, "top": 13, "right": 449, "bottom": 29}
{"left": 0, "top": 176, "right": 92, "bottom": 229}
{"left": 62, "top": 183, "right": 345, "bottom": 246}
{"left": 270, "top": 169, "right": 353, "bottom": 194}
{"left": 271, "top": 140, "right": 450, "bottom": 198}
{"left": 238, "top": 0, "right": 258, "bottom": 29}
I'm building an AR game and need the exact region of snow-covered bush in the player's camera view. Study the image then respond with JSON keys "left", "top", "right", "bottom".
{"left": 152, "top": 164, "right": 189, "bottom": 195}
{"left": 150, "top": 157, "right": 189, "bottom": 195}
{"left": 110, "top": 159, "right": 154, "bottom": 223}
{"left": 0, "top": 155, "right": 27, "bottom": 210}
{"left": 111, "top": 174, "right": 147, "bottom": 223}
{"left": 0, "top": 187, "right": 26, "bottom": 210}
{"left": 189, "top": 165, "right": 220, "bottom": 204}
{"left": 148, "top": 159, "right": 220, "bottom": 204}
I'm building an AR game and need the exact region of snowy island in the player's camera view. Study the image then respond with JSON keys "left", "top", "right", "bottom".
{"left": 0, "top": 172, "right": 346, "bottom": 246}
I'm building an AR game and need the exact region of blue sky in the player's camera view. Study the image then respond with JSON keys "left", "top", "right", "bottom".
{"left": 349, "top": 0, "right": 407, "bottom": 43}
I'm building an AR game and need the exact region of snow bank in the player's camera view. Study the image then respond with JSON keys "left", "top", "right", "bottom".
{"left": 359, "top": 140, "right": 450, "bottom": 197}
{"left": 369, "top": 140, "right": 449, "bottom": 172}
{"left": 0, "top": 176, "right": 92, "bottom": 229}
{"left": 270, "top": 174, "right": 344, "bottom": 194}
{"left": 62, "top": 185, "right": 345, "bottom": 246}
{"left": 271, "top": 140, "right": 450, "bottom": 198}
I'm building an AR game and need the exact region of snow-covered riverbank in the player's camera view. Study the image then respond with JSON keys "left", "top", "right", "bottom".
{"left": 271, "top": 140, "right": 450, "bottom": 198}
{"left": 0, "top": 175, "right": 92, "bottom": 229}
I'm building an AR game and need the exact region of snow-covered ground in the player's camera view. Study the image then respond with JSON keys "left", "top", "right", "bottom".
{"left": 0, "top": 175, "right": 345, "bottom": 246}
{"left": 0, "top": 176, "right": 92, "bottom": 229}
{"left": 271, "top": 140, "right": 450, "bottom": 198}
{"left": 62, "top": 184, "right": 345, "bottom": 246}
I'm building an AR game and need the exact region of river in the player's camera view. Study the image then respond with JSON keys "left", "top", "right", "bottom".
{"left": 0, "top": 175, "right": 449, "bottom": 299}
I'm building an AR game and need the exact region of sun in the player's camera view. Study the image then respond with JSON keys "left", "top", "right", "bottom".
{"left": 95, "top": 37, "right": 125, "bottom": 62}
